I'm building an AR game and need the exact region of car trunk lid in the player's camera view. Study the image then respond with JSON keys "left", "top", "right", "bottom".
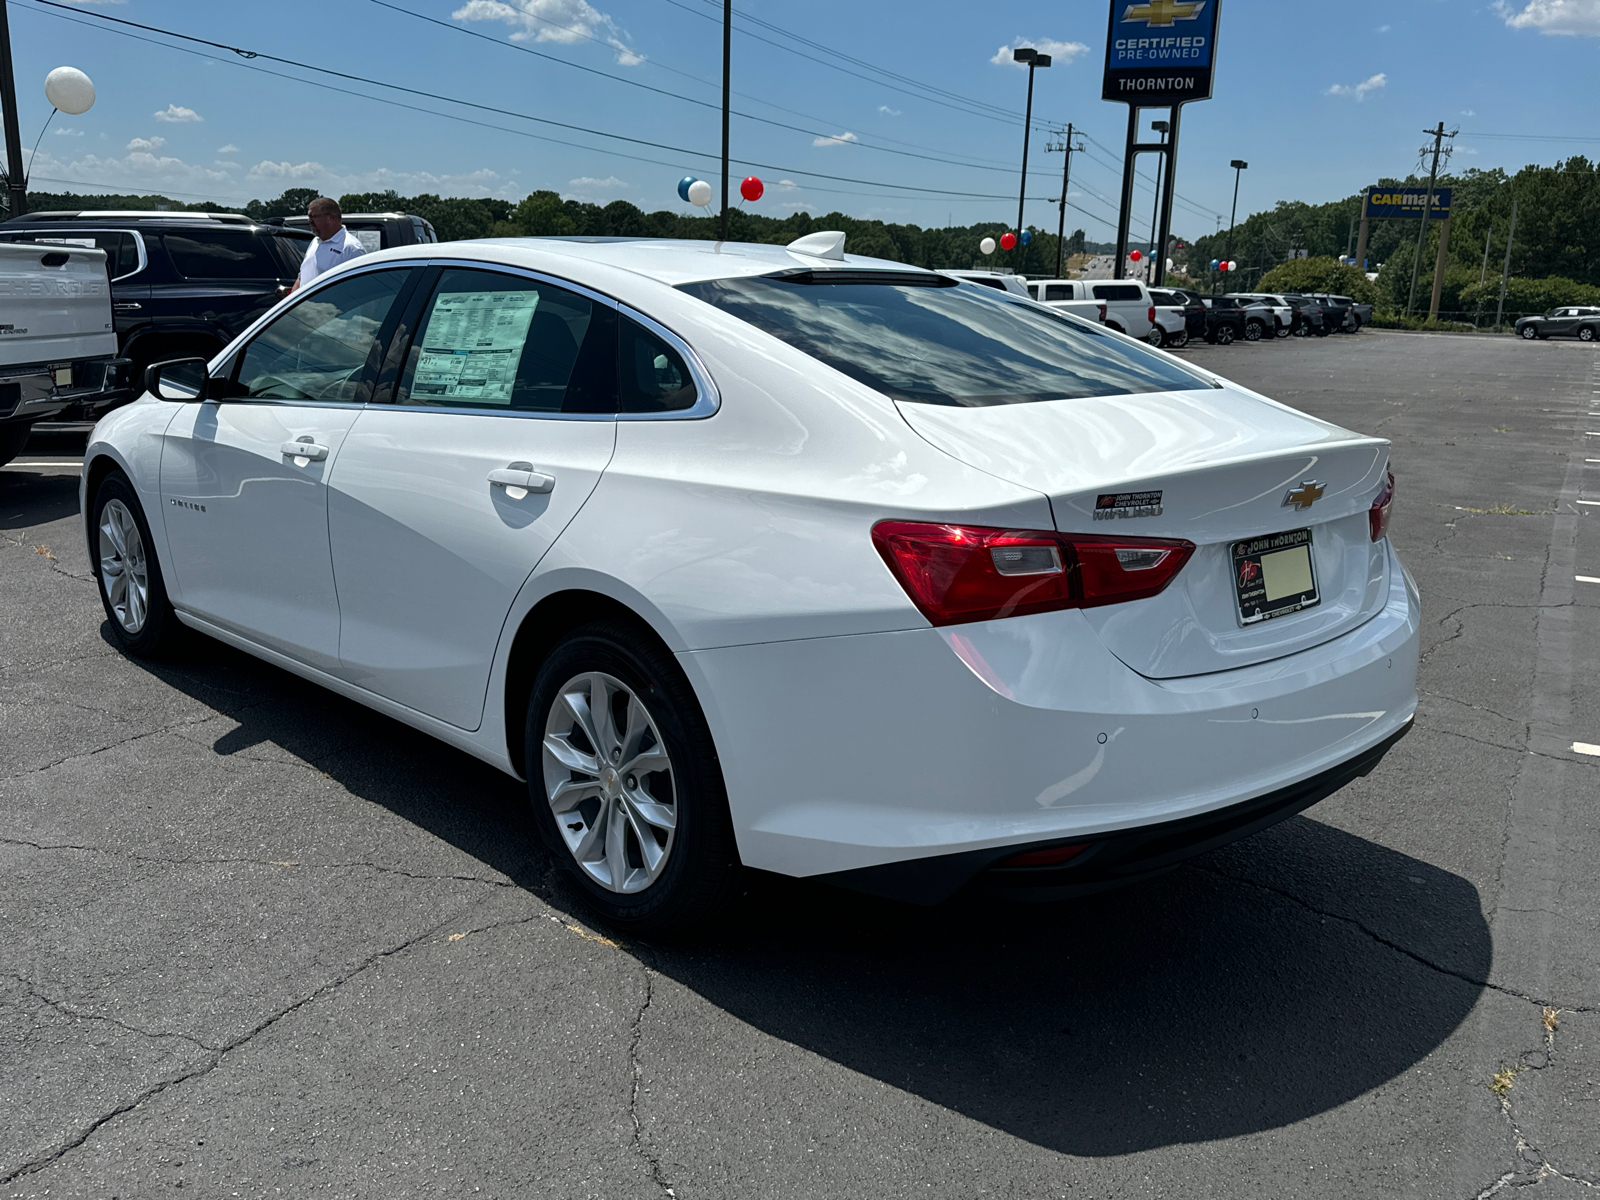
{"left": 896, "top": 386, "right": 1392, "bottom": 678}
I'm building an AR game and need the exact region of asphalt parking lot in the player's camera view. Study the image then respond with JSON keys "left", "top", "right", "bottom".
{"left": 3, "top": 330, "right": 1597, "bottom": 1198}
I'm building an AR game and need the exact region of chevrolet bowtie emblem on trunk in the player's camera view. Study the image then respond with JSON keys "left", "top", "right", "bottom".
{"left": 1123, "top": 0, "right": 1206, "bottom": 27}
{"left": 1283, "top": 481, "right": 1326, "bottom": 510}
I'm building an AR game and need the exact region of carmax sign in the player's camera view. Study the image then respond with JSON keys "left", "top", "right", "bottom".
{"left": 1365, "top": 187, "right": 1452, "bottom": 218}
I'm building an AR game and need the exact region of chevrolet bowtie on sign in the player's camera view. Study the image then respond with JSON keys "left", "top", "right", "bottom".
{"left": 1102, "top": 0, "right": 1222, "bottom": 104}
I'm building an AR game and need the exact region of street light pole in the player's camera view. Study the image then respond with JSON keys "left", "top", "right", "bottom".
{"left": 0, "top": 2, "right": 28, "bottom": 218}
{"left": 719, "top": 0, "right": 731, "bottom": 242}
{"left": 1013, "top": 48, "right": 1050, "bottom": 267}
{"left": 1146, "top": 120, "right": 1169, "bottom": 284}
{"left": 1220, "top": 158, "right": 1246, "bottom": 293}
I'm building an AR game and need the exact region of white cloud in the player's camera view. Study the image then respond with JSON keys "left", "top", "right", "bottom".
{"left": 1376, "top": 23, "right": 1391, "bottom": 31}
{"left": 452, "top": 0, "right": 645, "bottom": 65}
{"left": 217, "top": 143, "right": 239, "bottom": 153}
{"left": 153, "top": 104, "right": 202, "bottom": 123}
{"left": 776, "top": 179, "right": 798, "bottom": 191}
{"left": 215, "top": 161, "right": 241, "bottom": 169}
{"left": 1495, "top": 0, "right": 1600, "bottom": 34}
{"left": 1326, "top": 73, "right": 1387, "bottom": 100}
{"left": 126, "top": 136, "right": 166, "bottom": 152}
{"left": 1461, "top": 109, "right": 1476, "bottom": 116}
{"left": 991, "top": 37, "right": 1090, "bottom": 67}
{"left": 813, "top": 131, "right": 859, "bottom": 147}
{"left": 53, "top": 126, "right": 85, "bottom": 137}
{"left": 562, "top": 175, "right": 630, "bottom": 200}
{"left": 878, "top": 105, "right": 901, "bottom": 116}
{"left": 249, "top": 160, "right": 327, "bottom": 181}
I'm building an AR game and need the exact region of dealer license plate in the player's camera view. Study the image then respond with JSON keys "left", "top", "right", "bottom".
{"left": 1232, "top": 528, "right": 1319, "bottom": 625}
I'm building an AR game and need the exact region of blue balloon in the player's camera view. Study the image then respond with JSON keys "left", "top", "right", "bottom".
{"left": 1210, "top": 258, "right": 1220, "bottom": 270}
{"left": 677, "top": 175, "right": 698, "bottom": 203}
{"left": 1020, "top": 230, "right": 1032, "bottom": 245}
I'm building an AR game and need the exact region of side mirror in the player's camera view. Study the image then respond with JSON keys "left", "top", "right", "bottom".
{"left": 144, "top": 357, "right": 212, "bottom": 402}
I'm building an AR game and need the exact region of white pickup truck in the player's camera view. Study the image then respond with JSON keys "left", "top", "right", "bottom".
{"left": 945, "top": 270, "right": 1106, "bottom": 326}
{"left": 1025, "top": 278, "right": 1158, "bottom": 341}
{"left": 1, "top": 242, "right": 130, "bottom": 467}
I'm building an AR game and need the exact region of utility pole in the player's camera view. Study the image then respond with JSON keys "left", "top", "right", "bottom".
{"left": 1048, "top": 123, "right": 1083, "bottom": 280}
{"left": 1495, "top": 195, "right": 1518, "bottom": 330}
{"left": 719, "top": 0, "right": 731, "bottom": 242}
{"left": 0, "top": 2, "right": 28, "bottom": 218}
{"left": 1013, "top": 48, "right": 1051, "bottom": 268}
{"left": 1405, "top": 122, "right": 1455, "bottom": 318}
{"left": 1479, "top": 227, "right": 1491, "bottom": 287}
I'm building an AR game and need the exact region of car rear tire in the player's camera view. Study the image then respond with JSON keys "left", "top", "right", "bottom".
{"left": 527, "top": 621, "right": 739, "bottom": 936}
{"left": 91, "top": 471, "right": 186, "bottom": 658}
{"left": 1244, "top": 320, "right": 1264, "bottom": 342}
{"left": 1275, "top": 325, "right": 1291, "bottom": 338}
{"left": 1519, "top": 325, "right": 1538, "bottom": 340}
{"left": 1162, "top": 329, "right": 1189, "bottom": 349}
{"left": 1143, "top": 327, "right": 1165, "bottom": 346}
{"left": 0, "top": 422, "right": 31, "bottom": 469}
{"left": 1579, "top": 326, "right": 1596, "bottom": 342}
{"left": 1216, "top": 324, "right": 1235, "bottom": 345}
{"left": 1105, "top": 322, "right": 1125, "bottom": 336}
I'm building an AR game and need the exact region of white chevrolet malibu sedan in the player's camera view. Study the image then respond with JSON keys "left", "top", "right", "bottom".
{"left": 82, "top": 231, "right": 1418, "bottom": 933}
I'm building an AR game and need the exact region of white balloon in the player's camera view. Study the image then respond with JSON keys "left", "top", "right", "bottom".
{"left": 979, "top": 236, "right": 996, "bottom": 256}
{"left": 45, "top": 66, "right": 95, "bottom": 115}
{"left": 687, "top": 179, "right": 713, "bottom": 207}
{"left": 1228, "top": 260, "right": 1238, "bottom": 272}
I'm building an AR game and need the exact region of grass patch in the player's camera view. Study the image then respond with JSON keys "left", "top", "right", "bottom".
{"left": 1490, "top": 1064, "right": 1524, "bottom": 1097}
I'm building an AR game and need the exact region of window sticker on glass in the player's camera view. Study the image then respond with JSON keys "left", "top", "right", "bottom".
{"left": 414, "top": 290, "right": 540, "bottom": 404}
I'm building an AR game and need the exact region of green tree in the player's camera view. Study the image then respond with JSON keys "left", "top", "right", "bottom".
{"left": 1255, "top": 258, "right": 1377, "bottom": 303}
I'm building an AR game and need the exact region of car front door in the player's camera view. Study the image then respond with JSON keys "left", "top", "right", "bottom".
{"left": 1547, "top": 308, "right": 1577, "bottom": 336}
{"left": 158, "top": 266, "right": 415, "bottom": 669}
{"left": 150, "top": 227, "right": 300, "bottom": 347}
{"left": 326, "top": 265, "right": 621, "bottom": 730}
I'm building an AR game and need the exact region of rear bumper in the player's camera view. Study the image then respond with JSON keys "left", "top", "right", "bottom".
{"left": 682, "top": 542, "right": 1419, "bottom": 887}
{"left": 1, "top": 356, "right": 132, "bottom": 424}
{"left": 819, "top": 720, "right": 1410, "bottom": 904}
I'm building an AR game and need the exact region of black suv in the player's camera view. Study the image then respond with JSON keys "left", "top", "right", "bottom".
{"left": 0, "top": 211, "right": 313, "bottom": 383}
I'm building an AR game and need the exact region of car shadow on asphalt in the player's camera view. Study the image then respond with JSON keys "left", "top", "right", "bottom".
{"left": 127, "top": 627, "right": 1490, "bottom": 1158}
{"left": 0, "top": 468, "right": 82, "bottom": 531}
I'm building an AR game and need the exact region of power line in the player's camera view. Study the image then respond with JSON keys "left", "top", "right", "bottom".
{"left": 19, "top": 0, "right": 1073, "bottom": 206}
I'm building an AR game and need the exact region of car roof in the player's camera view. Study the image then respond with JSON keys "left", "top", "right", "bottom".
{"left": 355, "top": 234, "right": 923, "bottom": 288}
{"left": 8, "top": 210, "right": 257, "bottom": 223}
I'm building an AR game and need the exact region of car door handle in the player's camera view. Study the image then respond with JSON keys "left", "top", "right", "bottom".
{"left": 113, "top": 302, "right": 143, "bottom": 311}
{"left": 488, "top": 467, "right": 554, "bottom": 494}
{"left": 281, "top": 439, "right": 329, "bottom": 462}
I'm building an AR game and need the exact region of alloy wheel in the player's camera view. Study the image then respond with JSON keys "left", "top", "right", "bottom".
{"left": 98, "top": 499, "right": 149, "bottom": 634}
{"left": 1580, "top": 327, "right": 1595, "bottom": 342}
{"left": 1520, "top": 326, "right": 1537, "bottom": 339}
{"left": 1245, "top": 322, "right": 1263, "bottom": 341}
{"left": 542, "top": 671, "right": 677, "bottom": 894}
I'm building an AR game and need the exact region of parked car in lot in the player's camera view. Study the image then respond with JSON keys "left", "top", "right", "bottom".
{"left": 1514, "top": 306, "right": 1600, "bottom": 341}
{"left": 1231, "top": 292, "right": 1326, "bottom": 337}
{"left": 945, "top": 269, "right": 1030, "bottom": 297}
{"left": 1, "top": 242, "right": 131, "bottom": 465}
{"left": 1225, "top": 293, "right": 1293, "bottom": 337}
{"left": 86, "top": 233, "right": 1419, "bottom": 932}
{"left": 1146, "top": 287, "right": 1192, "bottom": 348}
{"left": 1019, "top": 277, "right": 1109, "bottom": 326}
{"left": 0, "top": 211, "right": 313, "bottom": 389}
{"left": 1310, "top": 293, "right": 1372, "bottom": 331}
{"left": 1169, "top": 288, "right": 1244, "bottom": 344}
{"left": 277, "top": 210, "right": 438, "bottom": 253}
{"left": 1206, "top": 295, "right": 1277, "bottom": 343}
{"left": 1017, "top": 277, "right": 1157, "bottom": 340}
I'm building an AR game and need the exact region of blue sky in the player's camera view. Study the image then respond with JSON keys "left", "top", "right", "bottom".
{"left": 6, "top": 0, "right": 1600, "bottom": 242}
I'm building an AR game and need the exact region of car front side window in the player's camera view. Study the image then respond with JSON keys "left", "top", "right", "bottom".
{"left": 227, "top": 268, "right": 411, "bottom": 404}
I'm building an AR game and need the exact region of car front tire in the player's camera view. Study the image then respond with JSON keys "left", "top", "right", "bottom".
{"left": 0, "top": 422, "right": 31, "bottom": 469}
{"left": 1216, "top": 324, "right": 1235, "bottom": 345}
{"left": 1519, "top": 325, "right": 1538, "bottom": 339}
{"left": 91, "top": 471, "right": 185, "bottom": 657}
{"left": 1143, "top": 327, "right": 1165, "bottom": 346}
{"left": 527, "top": 621, "right": 739, "bottom": 936}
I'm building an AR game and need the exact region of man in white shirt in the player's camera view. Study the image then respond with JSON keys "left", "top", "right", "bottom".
{"left": 290, "top": 196, "right": 365, "bottom": 292}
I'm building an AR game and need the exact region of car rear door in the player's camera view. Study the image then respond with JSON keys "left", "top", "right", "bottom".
{"left": 325, "top": 264, "right": 622, "bottom": 730}
{"left": 151, "top": 227, "right": 298, "bottom": 345}
{"left": 158, "top": 265, "right": 416, "bottom": 669}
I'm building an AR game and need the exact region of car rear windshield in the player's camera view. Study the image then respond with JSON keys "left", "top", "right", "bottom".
{"left": 162, "top": 229, "right": 308, "bottom": 280}
{"left": 677, "top": 272, "right": 1210, "bottom": 407}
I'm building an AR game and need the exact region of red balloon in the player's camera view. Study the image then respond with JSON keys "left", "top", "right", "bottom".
{"left": 999, "top": 232, "right": 1017, "bottom": 250}
{"left": 1129, "top": 249, "right": 1142, "bottom": 262}
{"left": 740, "top": 175, "right": 764, "bottom": 202}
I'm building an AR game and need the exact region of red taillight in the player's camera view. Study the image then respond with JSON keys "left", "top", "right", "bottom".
{"left": 998, "top": 843, "right": 1089, "bottom": 867}
{"left": 871, "top": 521, "right": 1195, "bottom": 626}
{"left": 1097, "top": 302, "right": 1107, "bottom": 323}
{"left": 1369, "top": 469, "right": 1395, "bottom": 541}
{"left": 1147, "top": 305, "right": 1156, "bottom": 325}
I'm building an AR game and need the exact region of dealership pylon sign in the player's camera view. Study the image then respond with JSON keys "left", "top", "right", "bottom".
{"left": 1103, "top": 0, "right": 1223, "bottom": 282}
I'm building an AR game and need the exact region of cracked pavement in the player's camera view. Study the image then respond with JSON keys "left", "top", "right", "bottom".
{"left": 1, "top": 332, "right": 1597, "bottom": 1197}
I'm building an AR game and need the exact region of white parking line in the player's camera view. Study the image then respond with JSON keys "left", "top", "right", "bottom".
{"left": 1578, "top": 575, "right": 1600, "bottom": 584}
{"left": 1578, "top": 500, "right": 1600, "bottom": 506}
{"left": 3, "top": 462, "right": 83, "bottom": 468}
{"left": 1574, "top": 742, "right": 1600, "bottom": 757}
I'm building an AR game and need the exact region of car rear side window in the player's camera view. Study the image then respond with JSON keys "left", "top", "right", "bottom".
{"left": 620, "top": 315, "right": 697, "bottom": 413}
{"left": 1, "top": 230, "right": 140, "bottom": 279}
{"left": 1091, "top": 283, "right": 1143, "bottom": 302}
{"left": 678, "top": 273, "right": 1208, "bottom": 407}
{"left": 1045, "top": 284, "right": 1071, "bottom": 301}
{"left": 163, "top": 230, "right": 298, "bottom": 280}
{"left": 396, "top": 268, "right": 617, "bottom": 413}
